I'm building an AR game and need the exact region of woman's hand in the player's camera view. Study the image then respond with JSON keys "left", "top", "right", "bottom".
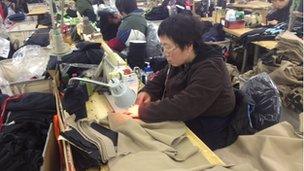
{"left": 135, "top": 92, "right": 151, "bottom": 106}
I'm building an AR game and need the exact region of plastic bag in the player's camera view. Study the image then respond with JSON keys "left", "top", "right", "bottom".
{"left": 146, "top": 21, "right": 164, "bottom": 60}
{"left": 0, "top": 21, "right": 9, "bottom": 39}
{"left": 0, "top": 45, "right": 50, "bottom": 83}
{"left": 60, "top": 63, "right": 98, "bottom": 78}
{"left": 241, "top": 72, "right": 281, "bottom": 131}
{"left": 0, "top": 37, "right": 10, "bottom": 58}
{"left": 59, "top": 63, "right": 98, "bottom": 88}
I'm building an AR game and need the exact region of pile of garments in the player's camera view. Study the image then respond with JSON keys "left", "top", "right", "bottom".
{"left": 239, "top": 31, "right": 303, "bottom": 113}
{"left": 0, "top": 92, "right": 56, "bottom": 171}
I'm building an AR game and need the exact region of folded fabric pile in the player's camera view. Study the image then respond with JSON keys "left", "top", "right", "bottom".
{"left": 239, "top": 31, "right": 303, "bottom": 113}
{"left": 61, "top": 115, "right": 118, "bottom": 170}
{"left": 276, "top": 31, "right": 303, "bottom": 65}
{"left": 61, "top": 41, "right": 104, "bottom": 64}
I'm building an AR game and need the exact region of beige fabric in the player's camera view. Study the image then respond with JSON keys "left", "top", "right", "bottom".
{"left": 254, "top": 60, "right": 279, "bottom": 74}
{"left": 300, "top": 113, "right": 303, "bottom": 133}
{"left": 239, "top": 59, "right": 278, "bottom": 84}
{"left": 105, "top": 113, "right": 259, "bottom": 171}
{"left": 269, "top": 60, "right": 303, "bottom": 86}
{"left": 215, "top": 122, "right": 303, "bottom": 171}
{"left": 225, "top": 63, "right": 240, "bottom": 86}
{"left": 108, "top": 151, "right": 259, "bottom": 171}
{"left": 276, "top": 31, "right": 303, "bottom": 64}
{"left": 106, "top": 113, "right": 196, "bottom": 160}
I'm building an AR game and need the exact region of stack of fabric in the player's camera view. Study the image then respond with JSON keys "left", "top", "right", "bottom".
{"left": 239, "top": 31, "right": 303, "bottom": 113}
{"left": 276, "top": 31, "right": 303, "bottom": 65}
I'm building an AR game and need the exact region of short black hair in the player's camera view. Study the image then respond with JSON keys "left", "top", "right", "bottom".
{"left": 115, "top": 0, "right": 137, "bottom": 14}
{"left": 158, "top": 14, "right": 216, "bottom": 57}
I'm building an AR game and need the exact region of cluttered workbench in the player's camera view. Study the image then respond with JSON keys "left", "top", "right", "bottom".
{"left": 85, "top": 92, "right": 224, "bottom": 171}
{"left": 52, "top": 29, "right": 225, "bottom": 170}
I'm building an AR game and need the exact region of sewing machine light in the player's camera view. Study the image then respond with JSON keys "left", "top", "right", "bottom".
{"left": 109, "top": 78, "right": 136, "bottom": 108}
{"left": 68, "top": 77, "right": 136, "bottom": 108}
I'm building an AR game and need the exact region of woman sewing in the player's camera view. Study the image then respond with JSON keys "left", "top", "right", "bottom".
{"left": 133, "top": 14, "right": 236, "bottom": 150}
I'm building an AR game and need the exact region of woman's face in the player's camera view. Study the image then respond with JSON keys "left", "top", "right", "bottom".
{"left": 272, "top": 0, "right": 290, "bottom": 9}
{"left": 159, "top": 36, "right": 194, "bottom": 67}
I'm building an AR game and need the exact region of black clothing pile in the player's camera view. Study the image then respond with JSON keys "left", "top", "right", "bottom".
{"left": 37, "top": 13, "right": 52, "bottom": 27}
{"left": 239, "top": 22, "right": 303, "bottom": 48}
{"left": 61, "top": 41, "right": 104, "bottom": 64}
{"left": 145, "top": 6, "right": 169, "bottom": 21}
{"left": 201, "top": 22, "right": 225, "bottom": 42}
{"left": 62, "top": 84, "right": 89, "bottom": 120}
{"left": 66, "top": 8, "right": 77, "bottom": 18}
{"left": 46, "top": 41, "right": 104, "bottom": 78}
{"left": 24, "top": 28, "right": 50, "bottom": 47}
{"left": 239, "top": 23, "right": 287, "bottom": 47}
{"left": 0, "top": 92, "right": 56, "bottom": 171}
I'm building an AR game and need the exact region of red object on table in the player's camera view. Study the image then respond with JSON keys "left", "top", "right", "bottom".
{"left": 225, "top": 20, "right": 245, "bottom": 29}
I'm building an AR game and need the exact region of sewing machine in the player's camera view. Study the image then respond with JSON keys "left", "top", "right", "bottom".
{"left": 81, "top": 33, "right": 139, "bottom": 113}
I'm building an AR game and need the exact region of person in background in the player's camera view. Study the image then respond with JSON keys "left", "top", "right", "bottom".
{"left": 266, "top": 0, "right": 292, "bottom": 25}
{"left": 74, "top": 0, "right": 96, "bottom": 22}
{"left": 133, "top": 14, "right": 236, "bottom": 150}
{"left": 6, "top": 0, "right": 28, "bottom": 13}
{"left": 107, "top": 0, "right": 147, "bottom": 53}
{"left": 97, "top": 10, "right": 121, "bottom": 41}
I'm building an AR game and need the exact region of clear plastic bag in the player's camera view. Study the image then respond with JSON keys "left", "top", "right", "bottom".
{"left": 0, "top": 45, "right": 50, "bottom": 83}
{"left": 146, "top": 21, "right": 164, "bottom": 60}
{"left": 0, "top": 21, "right": 9, "bottom": 39}
{"left": 0, "top": 37, "right": 10, "bottom": 58}
{"left": 60, "top": 63, "right": 98, "bottom": 78}
{"left": 241, "top": 72, "right": 281, "bottom": 131}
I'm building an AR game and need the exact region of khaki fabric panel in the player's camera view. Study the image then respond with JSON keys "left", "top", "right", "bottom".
{"left": 215, "top": 122, "right": 303, "bottom": 171}
{"left": 269, "top": 61, "right": 303, "bottom": 86}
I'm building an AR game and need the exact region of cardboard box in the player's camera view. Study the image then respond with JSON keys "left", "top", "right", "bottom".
{"left": 40, "top": 123, "right": 60, "bottom": 171}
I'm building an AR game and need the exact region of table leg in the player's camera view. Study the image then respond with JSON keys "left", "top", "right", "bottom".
{"left": 241, "top": 48, "right": 248, "bottom": 73}
{"left": 253, "top": 45, "right": 260, "bottom": 66}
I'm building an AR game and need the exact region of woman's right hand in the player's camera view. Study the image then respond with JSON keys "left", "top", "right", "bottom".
{"left": 135, "top": 92, "right": 151, "bottom": 106}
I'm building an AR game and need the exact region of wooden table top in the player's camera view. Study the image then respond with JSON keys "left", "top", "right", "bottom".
{"left": 223, "top": 27, "right": 253, "bottom": 37}
{"left": 27, "top": 5, "right": 49, "bottom": 16}
{"left": 252, "top": 40, "right": 278, "bottom": 50}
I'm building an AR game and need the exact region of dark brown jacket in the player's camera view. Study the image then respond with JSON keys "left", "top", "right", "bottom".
{"left": 138, "top": 53, "right": 235, "bottom": 123}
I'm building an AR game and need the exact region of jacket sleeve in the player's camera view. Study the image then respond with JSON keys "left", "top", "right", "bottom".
{"left": 140, "top": 65, "right": 169, "bottom": 101}
{"left": 138, "top": 63, "right": 224, "bottom": 122}
{"left": 107, "top": 37, "right": 126, "bottom": 52}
